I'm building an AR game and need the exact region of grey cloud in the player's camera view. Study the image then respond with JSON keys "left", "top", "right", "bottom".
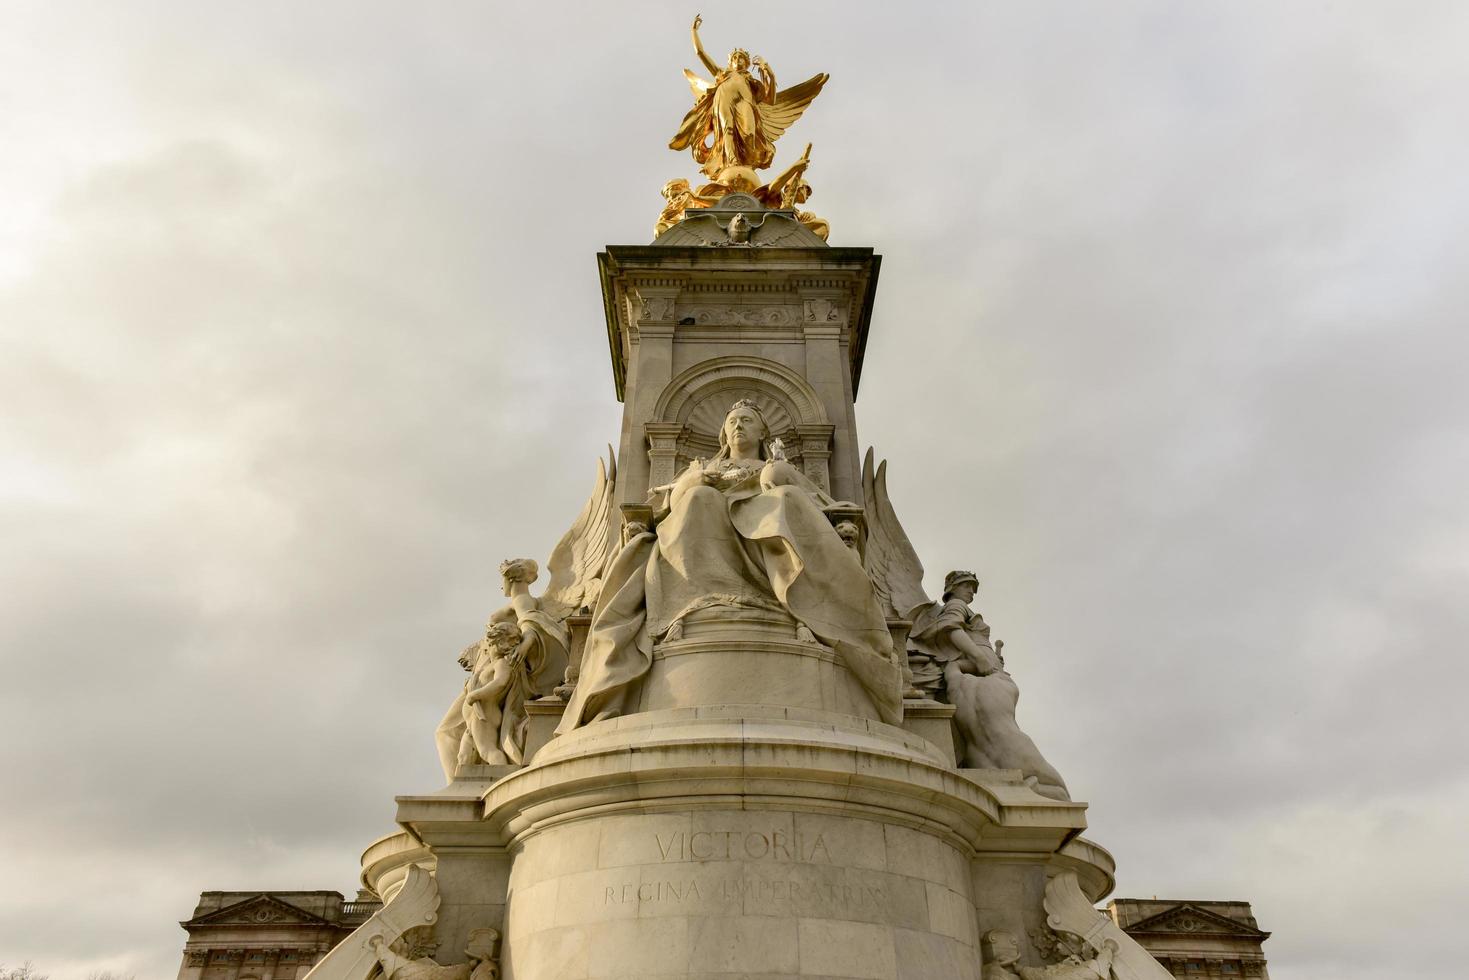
{"left": 2, "top": 2, "right": 1467, "bottom": 978}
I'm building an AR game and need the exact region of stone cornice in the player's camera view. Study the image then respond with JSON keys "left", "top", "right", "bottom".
{"left": 598, "top": 246, "right": 881, "bottom": 401}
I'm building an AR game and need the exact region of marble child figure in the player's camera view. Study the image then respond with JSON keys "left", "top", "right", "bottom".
{"left": 457, "top": 622, "right": 527, "bottom": 767}
{"left": 911, "top": 570, "right": 1070, "bottom": 801}
{"left": 559, "top": 399, "right": 903, "bottom": 732}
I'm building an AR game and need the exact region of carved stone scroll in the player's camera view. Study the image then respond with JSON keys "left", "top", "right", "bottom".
{"left": 300, "top": 865, "right": 440, "bottom": 980}
{"left": 1043, "top": 872, "right": 1174, "bottom": 980}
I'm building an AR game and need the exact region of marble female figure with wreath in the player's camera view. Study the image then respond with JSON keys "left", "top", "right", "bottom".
{"left": 486, "top": 558, "right": 570, "bottom": 700}
{"left": 559, "top": 399, "right": 903, "bottom": 732}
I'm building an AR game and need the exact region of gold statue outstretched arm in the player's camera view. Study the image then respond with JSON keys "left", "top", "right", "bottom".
{"left": 765, "top": 143, "right": 812, "bottom": 204}
{"left": 691, "top": 14, "right": 720, "bottom": 76}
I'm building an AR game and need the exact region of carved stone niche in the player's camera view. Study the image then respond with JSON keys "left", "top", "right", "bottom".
{"left": 646, "top": 355, "right": 835, "bottom": 493}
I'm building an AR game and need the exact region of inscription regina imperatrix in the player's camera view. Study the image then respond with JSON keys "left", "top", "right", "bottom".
{"left": 600, "top": 828, "right": 886, "bottom": 912}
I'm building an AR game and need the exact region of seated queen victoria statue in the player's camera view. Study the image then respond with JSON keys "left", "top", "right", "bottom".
{"left": 558, "top": 399, "right": 904, "bottom": 732}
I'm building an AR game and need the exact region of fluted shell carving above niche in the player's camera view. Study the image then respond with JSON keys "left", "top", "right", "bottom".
{"left": 685, "top": 390, "right": 797, "bottom": 443}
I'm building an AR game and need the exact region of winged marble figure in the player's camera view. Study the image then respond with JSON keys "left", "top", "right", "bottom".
{"left": 861, "top": 448, "right": 1071, "bottom": 801}
{"left": 433, "top": 450, "right": 619, "bottom": 780}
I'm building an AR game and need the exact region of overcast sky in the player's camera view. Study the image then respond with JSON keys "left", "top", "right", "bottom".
{"left": 2, "top": 2, "right": 1467, "bottom": 978}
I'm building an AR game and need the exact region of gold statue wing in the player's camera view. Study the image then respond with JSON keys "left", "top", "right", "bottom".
{"left": 684, "top": 68, "right": 714, "bottom": 97}
{"left": 540, "top": 447, "right": 620, "bottom": 621}
{"left": 758, "top": 72, "right": 829, "bottom": 143}
{"left": 861, "top": 448, "right": 932, "bottom": 622}
{"left": 670, "top": 70, "right": 717, "bottom": 151}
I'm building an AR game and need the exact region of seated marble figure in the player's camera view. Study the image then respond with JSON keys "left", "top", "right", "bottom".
{"left": 910, "top": 570, "right": 1070, "bottom": 801}
{"left": 559, "top": 399, "right": 903, "bottom": 732}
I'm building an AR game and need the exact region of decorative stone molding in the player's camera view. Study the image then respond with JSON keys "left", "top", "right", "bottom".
{"left": 644, "top": 421, "right": 686, "bottom": 491}
{"left": 795, "top": 423, "right": 835, "bottom": 492}
{"left": 803, "top": 297, "right": 846, "bottom": 324}
{"left": 680, "top": 305, "right": 798, "bottom": 325}
{"left": 653, "top": 197, "right": 828, "bottom": 248}
{"left": 640, "top": 295, "right": 677, "bottom": 323}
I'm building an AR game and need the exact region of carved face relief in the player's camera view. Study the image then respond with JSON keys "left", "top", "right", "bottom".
{"left": 953, "top": 581, "right": 977, "bottom": 604}
{"left": 498, "top": 558, "right": 538, "bottom": 596}
{"left": 727, "top": 213, "right": 751, "bottom": 243}
{"left": 723, "top": 406, "right": 766, "bottom": 460}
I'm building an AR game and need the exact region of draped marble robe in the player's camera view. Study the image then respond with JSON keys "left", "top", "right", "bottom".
{"left": 558, "top": 458, "right": 903, "bottom": 732}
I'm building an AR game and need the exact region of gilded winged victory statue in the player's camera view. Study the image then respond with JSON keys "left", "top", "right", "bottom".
{"left": 669, "top": 14, "right": 828, "bottom": 187}
{"left": 656, "top": 13, "right": 832, "bottom": 240}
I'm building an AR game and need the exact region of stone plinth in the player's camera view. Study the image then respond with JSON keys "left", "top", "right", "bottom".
{"left": 635, "top": 607, "right": 884, "bottom": 719}
{"left": 388, "top": 702, "right": 1111, "bottom": 980}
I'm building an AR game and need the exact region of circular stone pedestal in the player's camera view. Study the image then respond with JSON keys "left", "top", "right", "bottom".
{"left": 481, "top": 705, "right": 1081, "bottom": 980}
{"left": 636, "top": 606, "right": 883, "bottom": 718}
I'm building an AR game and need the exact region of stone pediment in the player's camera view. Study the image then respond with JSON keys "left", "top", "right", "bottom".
{"left": 652, "top": 195, "right": 828, "bottom": 248}
{"left": 1125, "top": 903, "right": 1269, "bottom": 938}
{"left": 185, "top": 893, "right": 332, "bottom": 928}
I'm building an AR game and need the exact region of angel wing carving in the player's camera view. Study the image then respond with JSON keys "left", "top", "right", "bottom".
{"left": 861, "top": 448, "right": 932, "bottom": 622}
{"left": 539, "top": 447, "right": 620, "bottom": 620}
{"left": 758, "top": 72, "right": 829, "bottom": 143}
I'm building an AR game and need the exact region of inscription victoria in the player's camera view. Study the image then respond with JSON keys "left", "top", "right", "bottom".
{"left": 654, "top": 829, "right": 831, "bottom": 863}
